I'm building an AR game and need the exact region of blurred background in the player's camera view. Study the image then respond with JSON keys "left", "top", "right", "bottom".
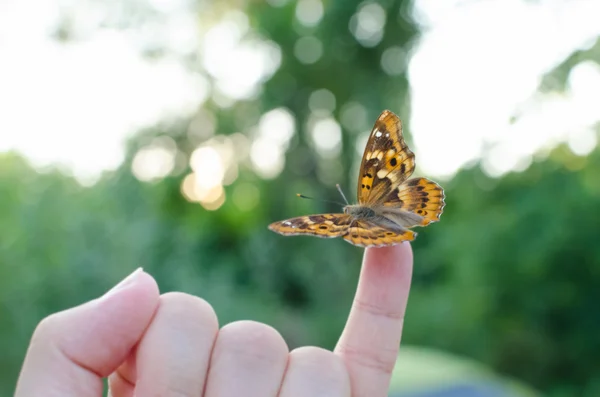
{"left": 1, "top": 0, "right": 599, "bottom": 395}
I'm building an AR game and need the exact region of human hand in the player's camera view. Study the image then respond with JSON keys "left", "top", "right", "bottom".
{"left": 15, "top": 243, "right": 413, "bottom": 397}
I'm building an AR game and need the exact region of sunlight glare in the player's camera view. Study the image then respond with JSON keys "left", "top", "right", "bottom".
{"left": 258, "top": 108, "right": 296, "bottom": 149}
{"left": 202, "top": 11, "right": 281, "bottom": 101}
{"left": 190, "top": 146, "right": 225, "bottom": 189}
{"left": 568, "top": 128, "right": 597, "bottom": 157}
{"left": 131, "top": 137, "right": 177, "bottom": 182}
{"left": 199, "top": 185, "right": 226, "bottom": 210}
{"left": 310, "top": 117, "right": 342, "bottom": 158}
{"left": 181, "top": 172, "right": 226, "bottom": 210}
{"left": 409, "top": 0, "right": 600, "bottom": 178}
{"left": 0, "top": 5, "right": 207, "bottom": 184}
{"left": 199, "top": 135, "right": 240, "bottom": 186}
{"left": 250, "top": 138, "right": 285, "bottom": 179}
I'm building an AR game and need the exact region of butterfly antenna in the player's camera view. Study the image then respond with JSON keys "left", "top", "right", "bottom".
{"left": 296, "top": 193, "right": 345, "bottom": 207}
{"left": 335, "top": 184, "right": 350, "bottom": 205}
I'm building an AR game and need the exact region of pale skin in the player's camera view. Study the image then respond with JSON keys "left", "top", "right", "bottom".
{"left": 15, "top": 243, "right": 413, "bottom": 397}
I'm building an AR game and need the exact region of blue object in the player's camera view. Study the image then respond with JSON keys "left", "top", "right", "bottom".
{"left": 391, "top": 382, "right": 512, "bottom": 397}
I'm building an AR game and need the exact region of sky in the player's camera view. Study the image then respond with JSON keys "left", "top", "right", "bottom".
{"left": 1, "top": 0, "right": 599, "bottom": 185}
{"left": 409, "top": 0, "right": 600, "bottom": 178}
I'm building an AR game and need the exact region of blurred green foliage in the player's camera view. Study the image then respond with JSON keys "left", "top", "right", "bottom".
{"left": 1, "top": 0, "right": 600, "bottom": 396}
{"left": 5, "top": 137, "right": 600, "bottom": 396}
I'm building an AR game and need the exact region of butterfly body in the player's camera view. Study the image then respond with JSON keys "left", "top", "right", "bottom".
{"left": 343, "top": 205, "right": 377, "bottom": 219}
{"left": 269, "top": 110, "right": 445, "bottom": 247}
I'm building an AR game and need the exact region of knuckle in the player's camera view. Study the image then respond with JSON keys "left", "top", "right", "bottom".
{"left": 158, "top": 292, "right": 219, "bottom": 331}
{"left": 354, "top": 298, "right": 405, "bottom": 321}
{"left": 283, "top": 347, "right": 350, "bottom": 396}
{"left": 217, "top": 320, "right": 289, "bottom": 363}
{"left": 336, "top": 342, "right": 397, "bottom": 375}
{"left": 290, "top": 346, "right": 340, "bottom": 367}
{"left": 290, "top": 346, "right": 348, "bottom": 376}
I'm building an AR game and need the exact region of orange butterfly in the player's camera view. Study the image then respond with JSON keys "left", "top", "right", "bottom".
{"left": 269, "top": 110, "right": 445, "bottom": 247}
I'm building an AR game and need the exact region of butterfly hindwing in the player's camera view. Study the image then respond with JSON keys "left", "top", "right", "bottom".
{"left": 357, "top": 110, "right": 415, "bottom": 206}
{"left": 268, "top": 214, "right": 352, "bottom": 238}
{"left": 343, "top": 220, "right": 417, "bottom": 247}
{"left": 385, "top": 177, "right": 445, "bottom": 226}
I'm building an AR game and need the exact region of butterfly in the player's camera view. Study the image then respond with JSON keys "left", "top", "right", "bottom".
{"left": 268, "top": 109, "right": 445, "bottom": 247}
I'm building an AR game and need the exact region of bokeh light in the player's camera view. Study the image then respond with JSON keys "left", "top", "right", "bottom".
{"left": 308, "top": 89, "right": 336, "bottom": 116}
{"left": 340, "top": 102, "right": 369, "bottom": 134}
{"left": 250, "top": 138, "right": 285, "bottom": 179}
{"left": 309, "top": 117, "right": 342, "bottom": 158}
{"left": 202, "top": 11, "right": 282, "bottom": 101}
{"left": 131, "top": 136, "right": 177, "bottom": 182}
{"left": 381, "top": 46, "right": 407, "bottom": 76}
{"left": 295, "top": 0, "right": 324, "bottom": 27}
{"left": 349, "top": 2, "right": 386, "bottom": 48}
{"left": 294, "top": 36, "right": 323, "bottom": 64}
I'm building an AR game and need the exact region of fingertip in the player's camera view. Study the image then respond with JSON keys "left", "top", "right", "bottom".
{"left": 99, "top": 269, "right": 160, "bottom": 308}
{"left": 16, "top": 269, "right": 161, "bottom": 396}
{"left": 78, "top": 269, "right": 161, "bottom": 375}
{"left": 366, "top": 241, "right": 413, "bottom": 259}
{"left": 363, "top": 242, "right": 413, "bottom": 287}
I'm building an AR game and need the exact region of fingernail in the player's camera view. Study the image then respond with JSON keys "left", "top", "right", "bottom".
{"left": 103, "top": 267, "right": 144, "bottom": 298}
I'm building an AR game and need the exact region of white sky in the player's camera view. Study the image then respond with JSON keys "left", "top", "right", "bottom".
{"left": 0, "top": 0, "right": 205, "bottom": 183}
{"left": 1, "top": 0, "right": 599, "bottom": 183}
{"left": 409, "top": 0, "right": 600, "bottom": 178}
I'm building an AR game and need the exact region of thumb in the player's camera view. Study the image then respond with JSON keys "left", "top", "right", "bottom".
{"left": 15, "top": 268, "right": 160, "bottom": 397}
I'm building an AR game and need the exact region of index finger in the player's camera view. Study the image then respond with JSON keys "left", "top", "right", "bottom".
{"left": 334, "top": 243, "right": 413, "bottom": 397}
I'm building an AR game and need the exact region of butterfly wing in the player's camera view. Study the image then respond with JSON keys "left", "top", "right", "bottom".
{"left": 357, "top": 110, "right": 415, "bottom": 205}
{"left": 384, "top": 177, "right": 446, "bottom": 226}
{"left": 268, "top": 214, "right": 352, "bottom": 238}
{"left": 343, "top": 220, "right": 417, "bottom": 247}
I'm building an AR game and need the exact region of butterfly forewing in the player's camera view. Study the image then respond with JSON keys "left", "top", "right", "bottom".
{"left": 357, "top": 110, "right": 415, "bottom": 206}
{"left": 268, "top": 214, "right": 352, "bottom": 238}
